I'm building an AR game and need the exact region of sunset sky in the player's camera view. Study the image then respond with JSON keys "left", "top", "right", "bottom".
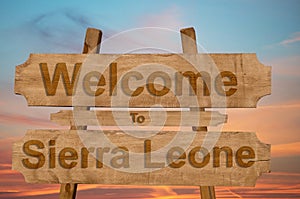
{"left": 0, "top": 0, "right": 300, "bottom": 198}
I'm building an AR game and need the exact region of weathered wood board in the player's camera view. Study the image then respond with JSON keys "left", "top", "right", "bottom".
{"left": 12, "top": 130, "right": 270, "bottom": 186}
{"left": 50, "top": 110, "right": 227, "bottom": 127}
{"left": 15, "top": 53, "right": 271, "bottom": 108}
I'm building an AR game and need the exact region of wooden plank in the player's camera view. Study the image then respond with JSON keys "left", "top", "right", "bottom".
{"left": 50, "top": 110, "right": 227, "bottom": 127}
{"left": 12, "top": 130, "right": 270, "bottom": 186}
{"left": 14, "top": 53, "right": 271, "bottom": 108}
{"left": 59, "top": 28, "right": 102, "bottom": 199}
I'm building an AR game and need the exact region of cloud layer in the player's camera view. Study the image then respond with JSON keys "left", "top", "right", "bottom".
{"left": 280, "top": 32, "right": 300, "bottom": 45}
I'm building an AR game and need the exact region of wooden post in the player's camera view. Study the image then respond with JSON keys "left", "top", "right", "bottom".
{"left": 180, "top": 27, "right": 216, "bottom": 199}
{"left": 59, "top": 28, "right": 102, "bottom": 199}
{"left": 200, "top": 186, "right": 216, "bottom": 199}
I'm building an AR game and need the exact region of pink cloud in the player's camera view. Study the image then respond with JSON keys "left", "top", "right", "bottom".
{"left": 280, "top": 32, "right": 300, "bottom": 45}
{"left": 0, "top": 113, "right": 56, "bottom": 128}
{"left": 0, "top": 136, "right": 20, "bottom": 165}
{"left": 0, "top": 172, "right": 299, "bottom": 198}
{"left": 223, "top": 103, "right": 300, "bottom": 145}
{"left": 139, "top": 5, "right": 184, "bottom": 30}
{"left": 272, "top": 142, "right": 300, "bottom": 158}
{"left": 264, "top": 55, "right": 300, "bottom": 76}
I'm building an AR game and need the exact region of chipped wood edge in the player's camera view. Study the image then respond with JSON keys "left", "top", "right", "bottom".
{"left": 247, "top": 53, "right": 272, "bottom": 106}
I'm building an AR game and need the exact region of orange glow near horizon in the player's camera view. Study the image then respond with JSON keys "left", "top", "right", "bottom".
{"left": 0, "top": 170, "right": 299, "bottom": 198}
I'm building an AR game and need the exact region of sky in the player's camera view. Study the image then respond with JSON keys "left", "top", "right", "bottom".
{"left": 0, "top": 0, "right": 299, "bottom": 198}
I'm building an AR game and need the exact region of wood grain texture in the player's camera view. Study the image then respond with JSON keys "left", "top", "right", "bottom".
{"left": 59, "top": 183, "right": 77, "bottom": 199}
{"left": 12, "top": 130, "right": 270, "bottom": 186}
{"left": 50, "top": 110, "right": 227, "bottom": 127}
{"left": 82, "top": 28, "right": 102, "bottom": 54}
{"left": 180, "top": 27, "right": 198, "bottom": 54}
{"left": 14, "top": 53, "right": 271, "bottom": 108}
{"left": 200, "top": 186, "right": 216, "bottom": 199}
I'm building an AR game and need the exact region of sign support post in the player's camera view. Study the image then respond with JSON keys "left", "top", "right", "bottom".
{"left": 180, "top": 27, "right": 216, "bottom": 199}
{"left": 59, "top": 28, "right": 102, "bottom": 199}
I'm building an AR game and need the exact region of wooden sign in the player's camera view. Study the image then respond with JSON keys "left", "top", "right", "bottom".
{"left": 50, "top": 110, "right": 227, "bottom": 127}
{"left": 12, "top": 27, "right": 272, "bottom": 199}
{"left": 12, "top": 130, "right": 270, "bottom": 186}
{"left": 15, "top": 53, "right": 271, "bottom": 108}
